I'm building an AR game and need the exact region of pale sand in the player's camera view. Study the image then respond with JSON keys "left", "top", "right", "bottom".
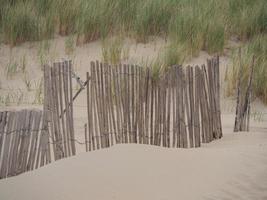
{"left": 0, "top": 114, "right": 266, "bottom": 200}
{"left": 0, "top": 36, "right": 267, "bottom": 200}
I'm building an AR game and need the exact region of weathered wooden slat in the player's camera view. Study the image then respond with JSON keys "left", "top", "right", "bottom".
{"left": 28, "top": 111, "right": 42, "bottom": 171}
{"left": 42, "top": 64, "right": 53, "bottom": 164}
{"left": 144, "top": 67, "right": 150, "bottom": 144}
{"left": 136, "top": 66, "right": 141, "bottom": 144}
{"left": 104, "top": 63, "right": 111, "bottom": 147}
{"left": 38, "top": 112, "right": 50, "bottom": 167}
{"left": 150, "top": 76, "right": 154, "bottom": 145}
{"left": 63, "top": 61, "right": 72, "bottom": 156}
{"left": 202, "top": 64, "right": 212, "bottom": 142}
{"left": 113, "top": 64, "right": 121, "bottom": 144}
{"left": 175, "top": 66, "right": 180, "bottom": 147}
{"left": 7, "top": 111, "right": 19, "bottom": 176}
{"left": 215, "top": 56, "right": 222, "bottom": 137}
{"left": 9, "top": 111, "right": 20, "bottom": 175}
{"left": 93, "top": 61, "right": 101, "bottom": 149}
{"left": 68, "top": 60, "right": 76, "bottom": 155}
{"left": 89, "top": 62, "right": 96, "bottom": 150}
{"left": 53, "top": 63, "right": 64, "bottom": 158}
{"left": 0, "top": 112, "right": 7, "bottom": 166}
{"left": 205, "top": 61, "right": 215, "bottom": 141}
{"left": 185, "top": 66, "right": 193, "bottom": 147}
{"left": 95, "top": 61, "right": 103, "bottom": 148}
{"left": 210, "top": 59, "right": 219, "bottom": 138}
{"left": 180, "top": 67, "right": 188, "bottom": 148}
{"left": 194, "top": 66, "right": 201, "bottom": 147}
{"left": 58, "top": 62, "right": 68, "bottom": 156}
{"left": 139, "top": 66, "right": 145, "bottom": 144}
{"left": 0, "top": 112, "right": 15, "bottom": 178}
{"left": 166, "top": 69, "right": 171, "bottom": 148}
{"left": 19, "top": 110, "right": 31, "bottom": 174}
{"left": 99, "top": 61, "right": 106, "bottom": 147}
{"left": 108, "top": 64, "right": 117, "bottom": 146}
{"left": 84, "top": 123, "right": 88, "bottom": 152}
{"left": 86, "top": 72, "right": 92, "bottom": 151}
{"left": 155, "top": 80, "right": 160, "bottom": 146}
{"left": 199, "top": 66, "right": 209, "bottom": 143}
{"left": 51, "top": 65, "right": 62, "bottom": 159}
{"left": 245, "top": 56, "right": 255, "bottom": 132}
{"left": 21, "top": 111, "right": 34, "bottom": 173}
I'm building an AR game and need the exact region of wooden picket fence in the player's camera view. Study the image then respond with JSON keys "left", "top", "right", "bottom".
{"left": 0, "top": 110, "right": 51, "bottom": 179}
{"left": 0, "top": 56, "right": 222, "bottom": 179}
{"left": 84, "top": 56, "right": 222, "bottom": 151}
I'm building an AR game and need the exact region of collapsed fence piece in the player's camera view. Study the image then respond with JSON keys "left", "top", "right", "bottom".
{"left": 85, "top": 56, "right": 222, "bottom": 150}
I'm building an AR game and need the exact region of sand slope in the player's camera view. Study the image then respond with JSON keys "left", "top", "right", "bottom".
{"left": 0, "top": 114, "right": 266, "bottom": 200}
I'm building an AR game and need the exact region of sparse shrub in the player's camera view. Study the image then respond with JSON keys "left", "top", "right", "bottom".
{"left": 252, "top": 111, "right": 264, "bottom": 122}
{"left": 23, "top": 73, "right": 32, "bottom": 91}
{"left": 38, "top": 40, "right": 51, "bottom": 69}
{"left": 163, "top": 42, "right": 187, "bottom": 67}
{"left": 21, "top": 54, "right": 27, "bottom": 73}
{"left": 101, "top": 37, "right": 128, "bottom": 65}
{"left": 4, "top": 94, "right": 11, "bottom": 106}
{"left": 33, "top": 79, "right": 44, "bottom": 104}
{"left": 150, "top": 58, "right": 165, "bottom": 81}
{"left": 65, "top": 35, "right": 76, "bottom": 55}
{"left": 12, "top": 90, "right": 24, "bottom": 105}
{"left": 6, "top": 60, "right": 19, "bottom": 78}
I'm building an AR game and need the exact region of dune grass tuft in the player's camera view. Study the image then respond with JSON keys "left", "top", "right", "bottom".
{"left": 226, "top": 34, "right": 267, "bottom": 104}
{"left": 101, "top": 36, "right": 129, "bottom": 65}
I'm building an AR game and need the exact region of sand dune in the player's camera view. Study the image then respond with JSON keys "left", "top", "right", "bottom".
{"left": 0, "top": 113, "right": 266, "bottom": 200}
{"left": 0, "top": 36, "right": 267, "bottom": 200}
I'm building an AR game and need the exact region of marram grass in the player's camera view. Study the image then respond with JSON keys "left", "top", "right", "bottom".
{"left": 1, "top": 0, "right": 266, "bottom": 47}
{"left": 226, "top": 34, "right": 267, "bottom": 104}
{"left": 0, "top": 0, "right": 266, "bottom": 103}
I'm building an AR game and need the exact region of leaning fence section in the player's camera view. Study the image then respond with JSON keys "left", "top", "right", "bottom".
{"left": 84, "top": 57, "right": 222, "bottom": 151}
{"left": 43, "top": 60, "right": 76, "bottom": 160}
{"left": 0, "top": 110, "right": 50, "bottom": 179}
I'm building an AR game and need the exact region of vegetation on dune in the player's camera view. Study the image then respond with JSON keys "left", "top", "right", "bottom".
{"left": 0, "top": 0, "right": 266, "bottom": 47}
{"left": 226, "top": 35, "right": 267, "bottom": 104}
{"left": 0, "top": 0, "right": 266, "bottom": 102}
